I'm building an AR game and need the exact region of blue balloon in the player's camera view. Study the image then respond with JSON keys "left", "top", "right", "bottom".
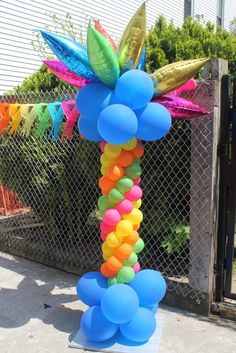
{"left": 115, "top": 70, "right": 154, "bottom": 110}
{"left": 146, "top": 303, "right": 159, "bottom": 314}
{"left": 98, "top": 104, "right": 138, "bottom": 144}
{"left": 119, "top": 308, "right": 156, "bottom": 343}
{"left": 136, "top": 103, "right": 171, "bottom": 141}
{"left": 78, "top": 115, "right": 102, "bottom": 142}
{"left": 76, "top": 83, "right": 113, "bottom": 117}
{"left": 81, "top": 306, "right": 118, "bottom": 342}
{"left": 101, "top": 284, "right": 139, "bottom": 324}
{"left": 129, "top": 270, "right": 167, "bottom": 306}
{"left": 38, "top": 30, "right": 97, "bottom": 81}
{"left": 76, "top": 272, "right": 108, "bottom": 307}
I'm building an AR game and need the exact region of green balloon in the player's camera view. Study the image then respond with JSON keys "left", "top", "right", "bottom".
{"left": 133, "top": 238, "right": 145, "bottom": 254}
{"left": 98, "top": 195, "right": 115, "bottom": 211}
{"left": 87, "top": 23, "right": 120, "bottom": 88}
{"left": 98, "top": 195, "right": 109, "bottom": 211}
{"left": 134, "top": 158, "right": 141, "bottom": 165}
{"left": 117, "top": 177, "right": 134, "bottom": 193}
{"left": 124, "top": 252, "right": 138, "bottom": 266}
{"left": 108, "top": 277, "right": 118, "bottom": 287}
{"left": 108, "top": 188, "right": 124, "bottom": 204}
{"left": 118, "top": 266, "right": 135, "bottom": 283}
{"left": 98, "top": 210, "right": 104, "bottom": 219}
{"left": 125, "top": 163, "right": 142, "bottom": 180}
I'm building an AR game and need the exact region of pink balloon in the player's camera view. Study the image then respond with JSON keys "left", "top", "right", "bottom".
{"left": 133, "top": 177, "right": 141, "bottom": 186}
{"left": 101, "top": 232, "right": 107, "bottom": 241}
{"left": 153, "top": 95, "right": 210, "bottom": 119}
{"left": 172, "top": 78, "right": 196, "bottom": 96}
{"left": 116, "top": 199, "right": 133, "bottom": 215}
{"left": 43, "top": 60, "right": 90, "bottom": 88}
{"left": 100, "top": 141, "right": 107, "bottom": 152}
{"left": 104, "top": 209, "right": 121, "bottom": 226}
{"left": 100, "top": 221, "right": 115, "bottom": 234}
{"left": 133, "top": 262, "right": 141, "bottom": 273}
{"left": 125, "top": 186, "right": 143, "bottom": 202}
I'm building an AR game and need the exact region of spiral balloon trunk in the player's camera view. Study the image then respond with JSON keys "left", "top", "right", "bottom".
{"left": 98, "top": 138, "right": 144, "bottom": 285}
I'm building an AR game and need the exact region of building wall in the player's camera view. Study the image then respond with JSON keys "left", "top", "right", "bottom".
{"left": 0, "top": 0, "right": 235, "bottom": 94}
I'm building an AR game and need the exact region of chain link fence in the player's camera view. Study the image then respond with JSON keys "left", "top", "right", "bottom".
{"left": 0, "top": 81, "right": 215, "bottom": 310}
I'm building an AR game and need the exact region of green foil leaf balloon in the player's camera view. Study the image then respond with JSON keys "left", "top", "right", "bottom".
{"left": 87, "top": 22, "right": 120, "bottom": 88}
{"left": 117, "top": 2, "right": 146, "bottom": 74}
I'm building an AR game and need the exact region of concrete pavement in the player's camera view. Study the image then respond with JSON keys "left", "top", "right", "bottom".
{"left": 0, "top": 251, "right": 235, "bottom": 353}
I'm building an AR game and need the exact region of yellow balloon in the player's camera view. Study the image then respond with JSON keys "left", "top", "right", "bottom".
{"left": 123, "top": 208, "right": 143, "bottom": 225}
{"left": 116, "top": 220, "right": 133, "bottom": 237}
{"left": 150, "top": 58, "right": 209, "bottom": 97}
{"left": 105, "top": 143, "right": 122, "bottom": 158}
{"left": 101, "top": 165, "right": 107, "bottom": 176}
{"left": 102, "top": 242, "right": 114, "bottom": 257}
{"left": 121, "top": 138, "right": 137, "bottom": 151}
{"left": 102, "top": 253, "right": 110, "bottom": 261}
{"left": 100, "top": 153, "right": 115, "bottom": 168}
{"left": 106, "top": 232, "right": 123, "bottom": 248}
{"left": 133, "top": 199, "right": 142, "bottom": 209}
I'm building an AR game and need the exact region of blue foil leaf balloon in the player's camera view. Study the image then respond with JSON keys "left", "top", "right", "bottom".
{"left": 48, "top": 102, "right": 64, "bottom": 142}
{"left": 38, "top": 30, "right": 98, "bottom": 81}
{"left": 136, "top": 45, "right": 146, "bottom": 70}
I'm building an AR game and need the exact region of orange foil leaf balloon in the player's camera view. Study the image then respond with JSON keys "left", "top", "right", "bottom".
{"left": 117, "top": 2, "right": 146, "bottom": 74}
{"left": 151, "top": 58, "right": 209, "bottom": 97}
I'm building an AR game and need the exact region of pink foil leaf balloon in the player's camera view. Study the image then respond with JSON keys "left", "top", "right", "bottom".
{"left": 43, "top": 60, "right": 91, "bottom": 88}
{"left": 153, "top": 95, "right": 210, "bottom": 119}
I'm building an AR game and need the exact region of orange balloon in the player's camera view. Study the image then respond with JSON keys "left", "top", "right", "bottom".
{"left": 124, "top": 230, "right": 139, "bottom": 244}
{"left": 100, "top": 263, "right": 117, "bottom": 278}
{"left": 131, "top": 142, "right": 144, "bottom": 159}
{"left": 116, "top": 151, "right": 134, "bottom": 167}
{"left": 115, "top": 243, "right": 132, "bottom": 260}
{"left": 99, "top": 176, "right": 116, "bottom": 192}
{"left": 133, "top": 223, "right": 140, "bottom": 231}
{"left": 107, "top": 256, "right": 123, "bottom": 272}
{"left": 107, "top": 165, "right": 124, "bottom": 181}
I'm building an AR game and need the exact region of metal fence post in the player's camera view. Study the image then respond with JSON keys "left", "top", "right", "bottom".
{"left": 188, "top": 59, "right": 228, "bottom": 313}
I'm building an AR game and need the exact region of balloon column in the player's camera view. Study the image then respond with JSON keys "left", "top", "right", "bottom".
{"left": 37, "top": 2, "right": 210, "bottom": 345}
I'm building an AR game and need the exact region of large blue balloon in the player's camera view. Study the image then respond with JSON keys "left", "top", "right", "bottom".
{"left": 115, "top": 70, "right": 154, "bottom": 110}
{"left": 119, "top": 308, "right": 156, "bottom": 343}
{"left": 38, "top": 30, "right": 97, "bottom": 81}
{"left": 136, "top": 103, "right": 171, "bottom": 141}
{"left": 76, "top": 83, "right": 113, "bottom": 117}
{"left": 98, "top": 104, "right": 138, "bottom": 144}
{"left": 76, "top": 272, "right": 108, "bottom": 307}
{"left": 81, "top": 306, "right": 118, "bottom": 342}
{"left": 129, "top": 270, "right": 167, "bottom": 306}
{"left": 101, "top": 284, "right": 139, "bottom": 324}
{"left": 78, "top": 115, "right": 102, "bottom": 142}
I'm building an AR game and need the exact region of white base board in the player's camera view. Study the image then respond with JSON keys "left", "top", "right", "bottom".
{"left": 69, "top": 314, "right": 164, "bottom": 353}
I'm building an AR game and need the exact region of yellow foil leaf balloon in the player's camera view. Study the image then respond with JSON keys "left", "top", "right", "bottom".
{"left": 117, "top": 2, "right": 146, "bottom": 74}
{"left": 8, "top": 104, "right": 22, "bottom": 136}
{"left": 87, "top": 22, "right": 120, "bottom": 88}
{"left": 151, "top": 58, "right": 209, "bottom": 97}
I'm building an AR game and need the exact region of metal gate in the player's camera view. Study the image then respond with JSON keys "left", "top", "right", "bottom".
{"left": 216, "top": 75, "right": 236, "bottom": 301}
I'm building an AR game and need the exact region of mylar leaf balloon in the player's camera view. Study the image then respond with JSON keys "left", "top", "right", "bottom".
{"left": 151, "top": 58, "right": 209, "bottom": 97}
{"left": 153, "top": 95, "right": 210, "bottom": 119}
{"left": 87, "top": 22, "right": 120, "bottom": 88}
{"left": 137, "top": 45, "right": 146, "bottom": 70}
{"left": 117, "top": 2, "right": 146, "bottom": 74}
{"left": 94, "top": 19, "right": 117, "bottom": 51}
{"left": 43, "top": 60, "right": 90, "bottom": 88}
{"left": 38, "top": 30, "right": 97, "bottom": 81}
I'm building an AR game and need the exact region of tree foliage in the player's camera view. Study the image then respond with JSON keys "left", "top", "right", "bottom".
{"left": 146, "top": 16, "right": 236, "bottom": 76}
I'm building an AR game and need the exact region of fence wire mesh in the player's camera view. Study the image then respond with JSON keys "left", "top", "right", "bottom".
{"left": 0, "top": 81, "right": 214, "bottom": 306}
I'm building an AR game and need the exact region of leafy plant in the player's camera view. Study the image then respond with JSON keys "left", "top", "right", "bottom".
{"left": 161, "top": 225, "right": 190, "bottom": 254}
